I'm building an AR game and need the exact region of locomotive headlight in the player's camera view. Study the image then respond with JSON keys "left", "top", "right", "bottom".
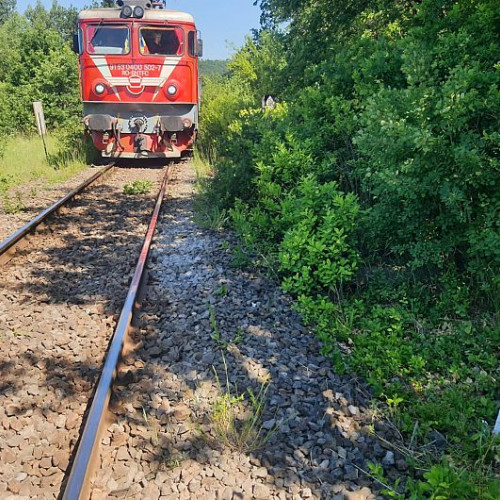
{"left": 94, "top": 83, "right": 106, "bottom": 95}
{"left": 121, "top": 5, "right": 132, "bottom": 17}
{"left": 182, "top": 118, "right": 192, "bottom": 129}
{"left": 166, "top": 85, "right": 178, "bottom": 96}
{"left": 133, "top": 6, "right": 144, "bottom": 18}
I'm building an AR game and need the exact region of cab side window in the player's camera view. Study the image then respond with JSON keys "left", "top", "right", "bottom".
{"left": 188, "top": 31, "right": 195, "bottom": 57}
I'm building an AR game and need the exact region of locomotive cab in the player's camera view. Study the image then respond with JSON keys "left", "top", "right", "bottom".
{"left": 74, "top": 0, "right": 201, "bottom": 159}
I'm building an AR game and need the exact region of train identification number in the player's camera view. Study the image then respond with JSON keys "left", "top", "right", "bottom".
{"left": 109, "top": 64, "right": 162, "bottom": 77}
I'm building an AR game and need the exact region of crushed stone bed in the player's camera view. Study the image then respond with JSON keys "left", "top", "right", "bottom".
{"left": 0, "top": 166, "right": 166, "bottom": 500}
{"left": 91, "top": 163, "right": 408, "bottom": 500}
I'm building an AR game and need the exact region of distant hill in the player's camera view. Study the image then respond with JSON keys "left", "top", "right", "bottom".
{"left": 199, "top": 59, "right": 228, "bottom": 77}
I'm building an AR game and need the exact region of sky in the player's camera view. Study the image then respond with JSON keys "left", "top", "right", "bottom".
{"left": 16, "top": 0, "right": 262, "bottom": 60}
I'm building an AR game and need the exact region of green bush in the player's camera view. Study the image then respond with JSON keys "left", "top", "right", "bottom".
{"left": 199, "top": 1, "right": 500, "bottom": 495}
{"left": 278, "top": 176, "right": 360, "bottom": 296}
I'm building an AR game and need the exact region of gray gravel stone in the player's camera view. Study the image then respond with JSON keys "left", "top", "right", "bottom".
{"left": 0, "top": 166, "right": 167, "bottom": 499}
{"left": 88, "top": 162, "right": 410, "bottom": 499}
{"left": 382, "top": 451, "right": 395, "bottom": 466}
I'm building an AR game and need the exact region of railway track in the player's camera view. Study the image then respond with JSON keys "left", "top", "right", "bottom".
{"left": 1, "top": 160, "right": 407, "bottom": 500}
{"left": 0, "top": 164, "right": 114, "bottom": 265}
{"left": 0, "top": 164, "right": 171, "bottom": 499}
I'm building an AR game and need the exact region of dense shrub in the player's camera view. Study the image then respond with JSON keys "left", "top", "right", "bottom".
{"left": 199, "top": 0, "right": 500, "bottom": 496}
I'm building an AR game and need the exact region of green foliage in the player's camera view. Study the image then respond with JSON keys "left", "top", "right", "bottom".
{"left": 198, "top": 0, "right": 500, "bottom": 495}
{"left": 278, "top": 176, "right": 360, "bottom": 296}
{"left": 25, "top": 1, "right": 78, "bottom": 43}
{"left": 0, "top": 5, "right": 80, "bottom": 136}
{"left": 354, "top": 2, "right": 500, "bottom": 278}
{"left": 199, "top": 59, "right": 228, "bottom": 77}
{"left": 0, "top": 134, "right": 87, "bottom": 190}
{"left": 193, "top": 205, "right": 229, "bottom": 231}
{"left": 198, "top": 73, "right": 254, "bottom": 166}
{"left": 228, "top": 31, "right": 286, "bottom": 102}
{"left": 0, "top": 0, "right": 15, "bottom": 25}
{"left": 208, "top": 346, "right": 279, "bottom": 453}
{"left": 3, "top": 190, "right": 24, "bottom": 214}
{"left": 123, "top": 180, "right": 153, "bottom": 195}
{"left": 48, "top": 120, "right": 98, "bottom": 168}
{"left": 33, "top": 46, "right": 81, "bottom": 128}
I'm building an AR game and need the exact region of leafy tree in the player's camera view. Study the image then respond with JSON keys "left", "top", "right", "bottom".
{"left": 199, "top": 59, "right": 228, "bottom": 77}
{"left": 0, "top": 0, "right": 15, "bottom": 25}
{"left": 25, "top": 0, "right": 78, "bottom": 43}
{"left": 0, "top": 2, "right": 79, "bottom": 134}
{"left": 228, "top": 30, "right": 286, "bottom": 103}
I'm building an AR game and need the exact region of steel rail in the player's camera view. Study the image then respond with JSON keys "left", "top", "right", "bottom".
{"left": 61, "top": 166, "right": 172, "bottom": 500}
{"left": 0, "top": 164, "right": 114, "bottom": 263}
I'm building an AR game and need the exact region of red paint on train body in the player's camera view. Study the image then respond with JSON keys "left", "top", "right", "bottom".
{"left": 75, "top": 1, "right": 201, "bottom": 159}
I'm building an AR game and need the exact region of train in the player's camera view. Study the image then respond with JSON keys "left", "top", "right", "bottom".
{"left": 73, "top": 0, "right": 201, "bottom": 159}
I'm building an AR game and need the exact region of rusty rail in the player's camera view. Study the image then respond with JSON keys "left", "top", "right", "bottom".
{"left": 0, "top": 164, "right": 114, "bottom": 264}
{"left": 61, "top": 166, "right": 172, "bottom": 500}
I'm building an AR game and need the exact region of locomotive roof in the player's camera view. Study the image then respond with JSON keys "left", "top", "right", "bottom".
{"left": 78, "top": 9, "right": 194, "bottom": 23}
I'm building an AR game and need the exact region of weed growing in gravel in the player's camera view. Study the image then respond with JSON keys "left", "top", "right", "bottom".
{"left": 164, "top": 451, "right": 188, "bottom": 470}
{"left": 209, "top": 303, "right": 245, "bottom": 348}
{"left": 208, "top": 303, "right": 228, "bottom": 349}
{"left": 362, "top": 420, "right": 500, "bottom": 499}
{"left": 206, "top": 308, "right": 286, "bottom": 452}
{"left": 11, "top": 329, "right": 31, "bottom": 338}
{"left": 193, "top": 205, "right": 229, "bottom": 230}
{"left": 232, "top": 327, "right": 244, "bottom": 345}
{"left": 123, "top": 180, "right": 153, "bottom": 195}
{"left": 0, "top": 175, "right": 10, "bottom": 194}
{"left": 142, "top": 405, "right": 184, "bottom": 470}
{"left": 209, "top": 355, "right": 278, "bottom": 453}
{"left": 230, "top": 245, "right": 252, "bottom": 269}
{"left": 364, "top": 462, "right": 403, "bottom": 497}
{"left": 3, "top": 191, "right": 25, "bottom": 214}
{"left": 214, "top": 284, "right": 228, "bottom": 297}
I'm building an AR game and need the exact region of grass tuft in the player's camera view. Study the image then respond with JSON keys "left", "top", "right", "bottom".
{"left": 208, "top": 353, "right": 281, "bottom": 453}
{"left": 193, "top": 205, "right": 229, "bottom": 230}
{"left": 3, "top": 190, "right": 25, "bottom": 214}
{"left": 123, "top": 180, "right": 153, "bottom": 195}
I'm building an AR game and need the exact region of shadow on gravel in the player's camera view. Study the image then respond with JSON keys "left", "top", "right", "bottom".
{"left": 3, "top": 181, "right": 155, "bottom": 309}
{"left": 0, "top": 180, "right": 406, "bottom": 500}
{"left": 113, "top": 159, "right": 173, "bottom": 169}
{"left": 0, "top": 175, "right": 163, "bottom": 392}
{"left": 96, "top": 194, "right": 408, "bottom": 499}
{"left": 0, "top": 173, "right": 167, "bottom": 497}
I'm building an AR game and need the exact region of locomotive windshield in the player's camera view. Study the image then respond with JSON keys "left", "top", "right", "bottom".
{"left": 139, "top": 27, "right": 183, "bottom": 56}
{"left": 86, "top": 25, "right": 130, "bottom": 55}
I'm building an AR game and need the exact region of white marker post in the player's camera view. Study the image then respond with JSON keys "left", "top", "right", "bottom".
{"left": 33, "top": 101, "right": 49, "bottom": 162}
{"left": 494, "top": 407, "right": 500, "bottom": 436}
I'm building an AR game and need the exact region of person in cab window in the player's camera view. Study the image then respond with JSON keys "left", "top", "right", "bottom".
{"left": 142, "top": 29, "right": 180, "bottom": 55}
{"left": 148, "top": 30, "right": 164, "bottom": 53}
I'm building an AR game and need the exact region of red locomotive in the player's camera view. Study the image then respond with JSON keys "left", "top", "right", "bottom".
{"left": 73, "top": 0, "right": 202, "bottom": 159}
